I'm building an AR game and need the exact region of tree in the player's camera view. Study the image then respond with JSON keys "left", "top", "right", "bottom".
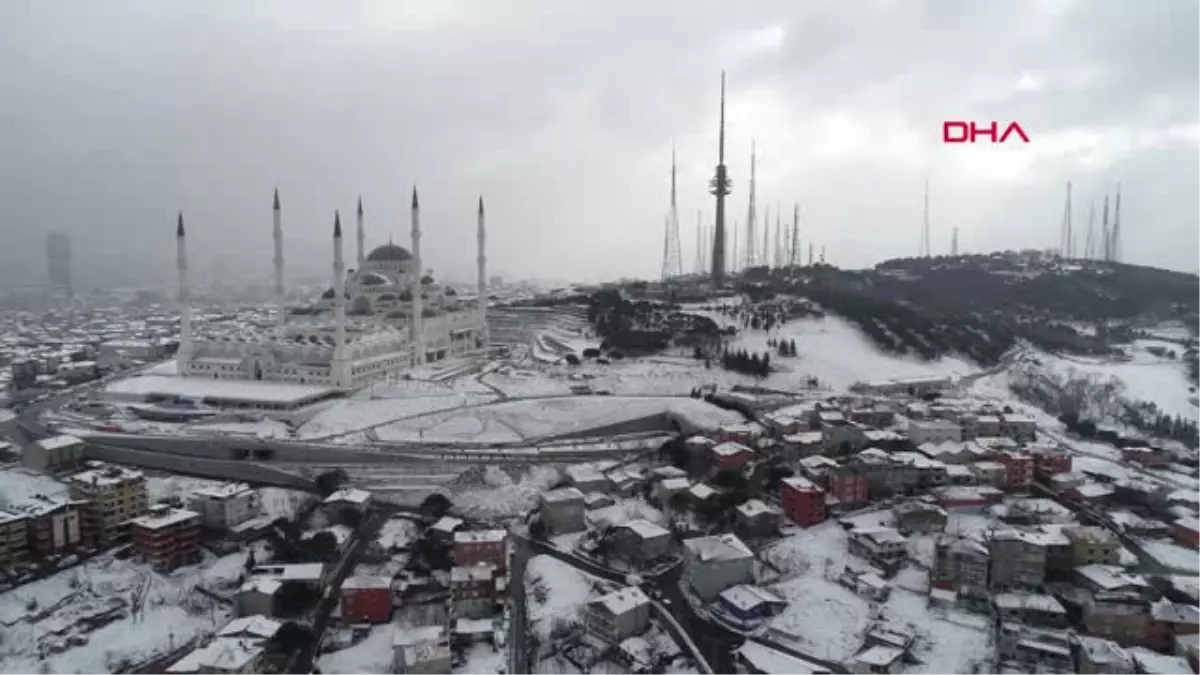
{"left": 564, "top": 353, "right": 581, "bottom": 366}
{"left": 315, "top": 469, "right": 348, "bottom": 497}
{"left": 529, "top": 518, "right": 547, "bottom": 540}
{"left": 419, "top": 493, "right": 453, "bottom": 519}
{"left": 267, "top": 622, "right": 314, "bottom": 654}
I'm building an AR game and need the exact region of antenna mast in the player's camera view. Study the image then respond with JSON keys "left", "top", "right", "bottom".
{"left": 661, "top": 148, "right": 683, "bottom": 280}
{"left": 951, "top": 227, "right": 959, "bottom": 256}
{"left": 790, "top": 203, "right": 800, "bottom": 267}
{"left": 1111, "top": 184, "right": 1122, "bottom": 263}
{"left": 1084, "top": 200, "right": 1096, "bottom": 259}
{"left": 921, "top": 178, "right": 931, "bottom": 257}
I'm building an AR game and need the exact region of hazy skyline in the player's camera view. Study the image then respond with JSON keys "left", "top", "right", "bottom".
{"left": 2, "top": 0, "right": 1196, "bottom": 289}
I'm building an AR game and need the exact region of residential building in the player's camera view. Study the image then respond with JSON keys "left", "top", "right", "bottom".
{"left": 0, "top": 468, "right": 85, "bottom": 557}
{"left": 996, "top": 621, "right": 1073, "bottom": 673}
{"left": 1064, "top": 526, "right": 1121, "bottom": 566}
{"left": 67, "top": 463, "right": 149, "bottom": 546}
{"left": 988, "top": 530, "right": 1047, "bottom": 591}
{"left": 999, "top": 451, "right": 1034, "bottom": 490}
{"left": 453, "top": 530, "right": 507, "bottom": 572}
{"left": 585, "top": 492, "right": 615, "bottom": 511}
{"left": 613, "top": 519, "right": 672, "bottom": 562}
{"left": 585, "top": 586, "right": 651, "bottom": 643}
{"left": 970, "top": 461, "right": 1008, "bottom": 488}
{"left": 166, "top": 615, "right": 282, "bottom": 674}
{"left": 821, "top": 420, "right": 869, "bottom": 456}
{"left": 710, "top": 442, "right": 754, "bottom": 472}
{"left": 1001, "top": 414, "right": 1037, "bottom": 442}
{"left": 850, "top": 406, "right": 895, "bottom": 428}
{"left": 814, "top": 464, "right": 870, "bottom": 509}
{"left": 934, "top": 485, "right": 1004, "bottom": 509}
{"left": 974, "top": 415, "right": 1003, "bottom": 438}
{"left": 449, "top": 564, "right": 498, "bottom": 618}
{"left": 321, "top": 488, "right": 371, "bottom": 524}
{"left": 236, "top": 577, "right": 282, "bottom": 618}
{"left": 1171, "top": 516, "right": 1200, "bottom": 549}
{"left": 340, "top": 576, "right": 393, "bottom": 623}
{"left": 838, "top": 568, "right": 891, "bottom": 602}
{"left": 932, "top": 536, "right": 989, "bottom": 600}
{"left": 1083, "top": 592, "right": 1151, "bottom": 646}
{"left": 1074, "top": 635, "right": 1133, "bottom": 674}
{"left": 566, "top": 464, "right": 611, "bottom": 493}
{"left": 654, "top": 477, "right": 691, "bottom": 506}
{"left": 780, "top": 476, "right": 825, "bottom": 527}
{"left": 892, "top": 500, "right": 947, "bottom": 535}
{"left": 428, "top": 516, "right": 464, "bottom": 542}
{"left": 905, "top": 419, "right": 963, "bottom": 445}
{"left": 131, "top": 505, "right": 201, "bottom": 571}
{"left": 1074, "top": 565, "right": 1152, "bottom": 598}
{"left": 392, "top": 625, "right": 451, "bottom": 675}
{"left": 1144, "top": 601, "right": 1200, "bottom": 652}
{"left": 538, "top": 487, "right": 586, "bottom": 535}
{"left": 1028, "top": 445, "right": 1072, "bottom": 477}
{"left": 24, "top": 434, "right": 85, "bottom": 473}
{"left": 848, "top": 527, "right": 908, "bottom": 572}
{"left": 188, "top": 483, "right": 259, "bottom": 531}
{"left": 0, "top": 512, "right": 28, "bottom": 572}
{"left": 681, "top": 533, "right": 755, "bottom": 600}
{"left": 716, "top": 585, "right": 787, "bottom": 627}
{"left": 851, "top": 645, "right": 905, "bottom": 674}
{"left": 1122, "top": 446, "right": 1172, "bottom": 469}
{"left": 992, "top": 593, "right": 1068, "bottom": 627}
{"left": 733, "top": 499, "right": 781, "bottom": 537}
{"left": 717, "top": 424, "right": 753, "bottom": 444}
{"left": 1128, "top": 647, "right": 1193, "bottom": 675}
{"left": 1066, "top": 482, "right": 1116, "bottom": 507}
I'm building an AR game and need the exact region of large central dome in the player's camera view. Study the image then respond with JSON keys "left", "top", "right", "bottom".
{"left": 366, "top": 243, "right": 412, "bottom": 262}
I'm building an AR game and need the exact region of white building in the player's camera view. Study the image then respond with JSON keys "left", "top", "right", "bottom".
{"left": 174, "top": 190, "right": 491, "bottom": 391}
{"left": 682, "top": 533, "right": 755, "bottom": 600}
{"left": 188, "top": 483, "right": 260, "bottom": 531}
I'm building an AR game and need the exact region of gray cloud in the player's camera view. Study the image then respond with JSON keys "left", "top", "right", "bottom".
{"left": 0, "top": 0, "right": 1194, "bottom": 290}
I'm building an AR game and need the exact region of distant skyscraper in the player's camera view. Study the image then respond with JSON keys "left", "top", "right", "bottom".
{"left": 46, "top": 231, "right": 72, "bottom": 295}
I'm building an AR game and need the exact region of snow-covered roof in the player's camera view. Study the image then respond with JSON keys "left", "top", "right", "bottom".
{"left": 799, "top": 455, "right": 838, "bottom": 470}
{"left": 67, "top": 464, "right": 144, "bottom": 487}
{"left": 972, "top": 461, "right": 1005, "bottom": 471}
{"left": 783, "top": 431, "right": 824, "bottom": 444}
{"left": 454, "top": 529, "right": 506, "bottom": 544}
{"left": 683, "top": 533, "right": 752, "bottom": 562}
{"left": 1173, "top": 515, "right": 1200, "bottom": 533}
{"left": 541, "top": 487, "right": 585, "bottom": 503}
{"left": 736, "top": 499, "right": 781, "bottom": 518}
{"left": 430, "top": 516, "right": 464, "bottom": 533}
{"left": 218, "top": 615, "right": 282, "bottom": 640}
{"left": 621, "top": 518, "right": 669, "bottom": 540}
{"left": 736, "top": 642, "right": 831, "bottom": 674}
{"left": 1129, "top": 646, "right": 1193, "bottom": 674}
{"left": 451, "top": 564, "right": 496, "bottom": 582}
{"left": 712, "top": 441, "right": 752, "bottom": 457}
{"left": 690, "top": 483, "right": 718, "bottom": 500}
{"left": 323, "top": 488, "right": 371, "bottom": 505}
{"left": 239, "top": 576, "right": 283, "bottom": 596}
{"left": 251, "top": 563, "right": 325, "bottom": 582}
{"left": 191, "top": 482, "right": 254, "bottom": 501}
{"left": 782, "top": 476, "right": 820, "bottom": 491}
{"left": 107, "top": 373, "right": 335, "bottom": 404}
{"left": 590, "top": 586, "right": 649, "bottom": 616}
{"left": 132, "top": 506, "right": 199, "bottom": 530}
{"left": 1076, "top": 564, "right": 1148, "bottom": 592}
{"left": 687, "top": 435, "right": 717, "bottom": 446}
{"left": 1151, "top": 600, "right": 1200, "bottom": 625}
{"left": 36, "top": 434, "right": 83, "bottom": 450}
{"left": 341, "top": 575, "right": 392, "bottom": 590}
{"left": 452, "top": 617, "right": 495, "bottom": 635}
{"left": 652, "top": 466, "right": 688, "bottom": 479}
{"left": 719, "top": 584, "right": 784, "bottom": 612}
{"left": 1075, "top": 635, "right": 1130, "bottom": 667}
{"left": 854, "top": 527, "right": 907, "bottom": 545}
{"left": 167, "top": 637, "right": 265, "bottom": 673}
{"left": 854, "top": 645, "right": 905, "bottom": 666}
{"left": 1073, "top": 483, "right": 1116, "bottom": 498}
{"left": 994, "top": 593, "right": 1066, "bottom": 614}
{"left": 566, "top": 464, "right": 606, "bottom": 483}
{"left": 659, "top": 477, "right": 691, "bottom": 491}
{"left": 0, "top": 468, "right": 73, "bottom": 517}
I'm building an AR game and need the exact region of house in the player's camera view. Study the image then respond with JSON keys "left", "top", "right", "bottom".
{"left": 1028, "top": 445, "right": 1072, "bottom": 477}
{"left": 993, "top": 593, "right": 1068, "bottom": 627}
{"left": 1128, "top": 647, "right": 1193, "bottom": 675}
{"left": 850, "top": 645, "right": 905, "bottom": 674}
{"left": 613, "top": 519, "right": 672, "bottom": 562}
{"left": 1108, "top": 510, "right": 1169, "bottom": 538}
{"left": 682, "top": 533, "right": 755, "bottom": 600}
{"left": 0, "top": 468, "right": 85, "bottom": 558}
{"left": 736, "top": 642, "right": 832, "bottom": 674}
{"left": 990, "top": 498, "right": 1074, "bottom": 526}
{"left": 689, "top": 482, "right": 720, "bottom": 507}
{"left": 428, "top": 516, "right": 464, "bottom": 542}
{"left": 848, "top": 528, "right": 908, "bottom": 572}
{"left": 734, "top": 499, "right": 781, "bottom": 537}
{"left": 970, "top": 461, "right": 1008, "bottom": 488}
{"left": 916, "top": 441, "right": 977, "bottom": 465}
{"left": 781, "top": 431, "right": 824, "bottom": 458}
{"left": 932, "top": 536, "right": 989, "bottom": 600}
{"left": 906, "top": 419, "right": 963, "bottom": 446}
{"left": 996, "top": 621, "right": 1073, "bottom": 673}
{"left": 988, "top": 530, "right": 1047, "bottom": 591}
{"left": 322, "top": 488, "right": 371, "bottom": 524}
{"left": 838, "top": 568, "right": 891, "bottom": 602}
{"left": 654, "top": 477, "right": 691, "bottom": 506}
{"left": 716, "top": 584, "right": 786, "bottom": 627}
{"left": 538, "top": 487, "right": 586, "bottom": 535}
{"left": 1075, "top": 565, "right": 1151, "bottom": 597}
{"left": 1175, "top": 633, "right": 1199, "bottom": 674}
{"left": 780, "top": 476, "right": 825, "bottom": 527}
{"left": 585, "top": 492, "right": 615, "bottom": 510}
{"left": 249, "top": 563, "right": 326, "bottom": 590}
{"left": 763, "top": 413, "right": 801, "bottom": 435}
{"left": 933, "top": 485, "right": 1004, "bottom": 509}
{"left": 850, "top": 406, "right": 895, "bottom": 428}
{"left": 566, "top": 464, "right": 611, "bottom": 493}
{"left": 890, "top": 452, "right": 948, "bottom": 489}
{"left": 973, "top": 415, "right": 1003, "bottom": 438}
{"left": 188, "top": 483, "right": 260, "bottom": 532}
{"left": 585, "top": 586, "right": 651, "bottom": 643}
{"left": 711, "top": 442, "right": 754, "bottom": 472}
{"left": 892, "top": 500, "right": 947, "bottom": 535}
{"left": 1144, "top": 601, "right": 1200, "bottom": 652}
{"left": 1083, "top": 592, "right": 1151, "bottom": 647}
{"left": 1064, "top": 526, "right": 1121, "bottom": 566}
{"left": 453, "top": 529, "right": 507, "bottom": 571}
{"left": 1171, "top": 516, "right": 1200, "bottom": 549}
{"left": 1000, "top": 414, "right": 1037, "bottom": 442}
{"left": 717, "top": 424, "right": 753, "bottom": 444}
{"left": 449, "top": 564, "right": 498, "bottom": 619}
{"left": 999, "top": 452, "right": 1034, "bottom": 490}
{"left": 821, "top": 421, "right": 870, "bottom": 456}
{"left": 236, "top": 577, "right": 283, "bottom": 618}
{"left": 131, "top": 505, "right": 201, "bottom": 571}
{"left": 25, "top": 434, "right": 86, "bottom": 473}
{"left": 605, "top": 466, "right": 643, "bottom": 496}
{"left": 392, "top": 625, "right": 451, "bottom": 674}
{"left": 1066, "top": 482, "right": 1116, "bottom": 507}
{"left": 823, "top": 465, "right": 871, "bottom": 509}
{"left": 340, "top": 576, "right": 393, "bottom": 623}
{"left": 1122, "top": 447, "right": 1172, "bottom": 469}
{"left": 167, "top": 624, "right": 280, "bottom": 673}
{"left": 1074, "top": 635, "right": 1133, "bottom": 674}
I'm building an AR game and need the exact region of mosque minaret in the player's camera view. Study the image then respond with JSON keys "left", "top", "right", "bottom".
{"left": 175, "top": 188, "right": 489, "bottom": 390}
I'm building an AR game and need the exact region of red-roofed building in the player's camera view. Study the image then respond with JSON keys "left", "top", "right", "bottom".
{"left": 711, "top": 442, "right": 754, "bottom": 472}
{"left": 340, "top": 576, "right": 393, "bottom": 623}
{"left": 453, "top": 530, "right": 508, "bottom": 572}
{"left": 1029, "top": 446, "right": 1072, "bottom": 478}
{"left": 780, "top": 477, "right": 825, "bottom": 527}
{"left": 717, "top": 425, "right": 753, "bottom": 445}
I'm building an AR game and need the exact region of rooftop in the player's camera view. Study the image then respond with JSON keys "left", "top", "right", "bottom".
{"left": 454, "top": 529, "right": 507, "bottom": 544}
{"left": 323, "top": 488, "right": 371, "bottom": 504}
{"left": 683, "top": 533, "right": 752, "bottom": 562}
{"left": 591, "top": 586, "right": 650, "bottom": 616}
{"left": 132, "top": 506, "right": 199, "bottom": 530}
{"left": 541, "top": 486, "right": 585, "bottom": 503}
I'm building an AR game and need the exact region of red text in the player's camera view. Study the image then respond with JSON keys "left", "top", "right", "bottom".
{"left": 943, "top": 121, "right": 1030, "bottom": 144}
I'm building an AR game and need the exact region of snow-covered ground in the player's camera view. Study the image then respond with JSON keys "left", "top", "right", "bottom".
{"left": 764, "top": 522, "right": 993, "bottom": 672}
{"left": 524, "top": 554, "right": 601, "bottom": 642}
{"left": 0, "top": 548, "right": 255, "bottom": 674}
{"left": 372, "top": 396, "right": 742, "bottom": 444}
{"left": 1028, "top": 344, "right": 1198, "bottom": 421}
{"left": 189, "top": 419, "right": 291, "bottom": 438}
{"left": 452, "top": 466, "right": 562, "bottom": 521}
{"left": 317, "top": 624, "right": 394, "bottom": 674}
{"left": 297, "top": 380, "right": 496, "bottom": 440}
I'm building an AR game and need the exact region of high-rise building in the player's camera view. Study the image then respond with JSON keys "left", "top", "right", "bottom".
{"left": 46, "top": 231, "right": 72, "bottom": 295}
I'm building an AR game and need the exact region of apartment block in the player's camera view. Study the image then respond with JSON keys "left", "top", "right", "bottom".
{"left": 132, "top": 506, "right": 201, "bottom": 571}
{"left": 68, "top": 463, "right": 149, "bottom": 546}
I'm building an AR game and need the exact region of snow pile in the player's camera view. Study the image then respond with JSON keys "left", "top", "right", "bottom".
{"left": 317, "top": 624, "right": 395, "bottom": 674}
{"left": 525, "top": 554, "right": 598, "bottom": 641}
{"left": 765, "top": 522, "right": 991, "bottom": 671}
{"left": 452, "top": 465, "right": 562, "bottom": 520}
{"left": 372, "top": 396, "right": 742, "bottom": 443}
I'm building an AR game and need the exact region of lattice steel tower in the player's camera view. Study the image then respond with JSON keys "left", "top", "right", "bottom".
{"left": 661, "top": 148, "right": 684, "bottom": 281}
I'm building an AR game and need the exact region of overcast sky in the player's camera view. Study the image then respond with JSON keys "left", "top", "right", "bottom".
{"left": 1, "top": 0, "right": 1196, "bottom": 289}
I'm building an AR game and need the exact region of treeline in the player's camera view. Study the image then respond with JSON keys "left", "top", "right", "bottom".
{"left": 720, "top": 347, "right": 771, "bottom": 378}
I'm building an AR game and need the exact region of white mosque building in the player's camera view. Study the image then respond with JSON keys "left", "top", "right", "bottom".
{"left": 175, "top": 187, "right": 490, "bottom": 390}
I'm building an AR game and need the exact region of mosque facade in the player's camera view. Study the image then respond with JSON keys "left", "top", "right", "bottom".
{"left": 174, "top": 188, "right": 489, "bottom": 390}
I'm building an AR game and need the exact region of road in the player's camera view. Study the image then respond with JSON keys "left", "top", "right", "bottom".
{"left": 292, "top": 508, "right": 389, "bottom": 673}
{"left": 508, "top": 536, "right": 533, "bottom": 675}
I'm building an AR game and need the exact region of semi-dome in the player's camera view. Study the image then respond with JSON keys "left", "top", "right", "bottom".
{"left": 366, "top": 243, "right": 412, "bottom": 262}
{"left": 359, "top": 272, "right": 391, "bottom": 286}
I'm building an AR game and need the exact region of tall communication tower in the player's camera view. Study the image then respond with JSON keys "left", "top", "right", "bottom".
{"left": 1110, "top": 185, "right": 1122, "bottom": 263}
{"left": 1060, "top": 181, "right": 1073, "bottom": 258}
{"left": 790, "top": 204, "right": 800, "bottom": 267}
{"left": 951, "top": 227, "right": 959, "bottom": 256}
{"left": 920, "top": 178, "right": 931, "bottom": 257}
{"left": 708, "top": 71, "right": 732, "bottom": 283}
{"left": 661, "top": 149, "right": 683, "bottom": 280}
{"left": 1084, "top": 200, "right": 1096, "bottom": 259}
{"left": 1101, "top": 194, "right": 1111, "bottom": 261}
{"left": 745, "top": 141, "right": 757, "bottom": 269}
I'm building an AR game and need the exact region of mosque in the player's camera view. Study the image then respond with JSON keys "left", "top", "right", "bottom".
{"left": 174, "top": 188, "right": 489, "bottom": 390}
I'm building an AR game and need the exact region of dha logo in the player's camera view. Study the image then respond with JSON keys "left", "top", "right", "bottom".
{"left": 943, "top": 121, "right": 1030, "bottom": 144}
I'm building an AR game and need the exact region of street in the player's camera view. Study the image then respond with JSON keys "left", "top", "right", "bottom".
{"left": 290, "top": 508, "right": 389, "bottom": 674}
{"left": 507, "top": 536, "right": 532, "bottom": 675}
